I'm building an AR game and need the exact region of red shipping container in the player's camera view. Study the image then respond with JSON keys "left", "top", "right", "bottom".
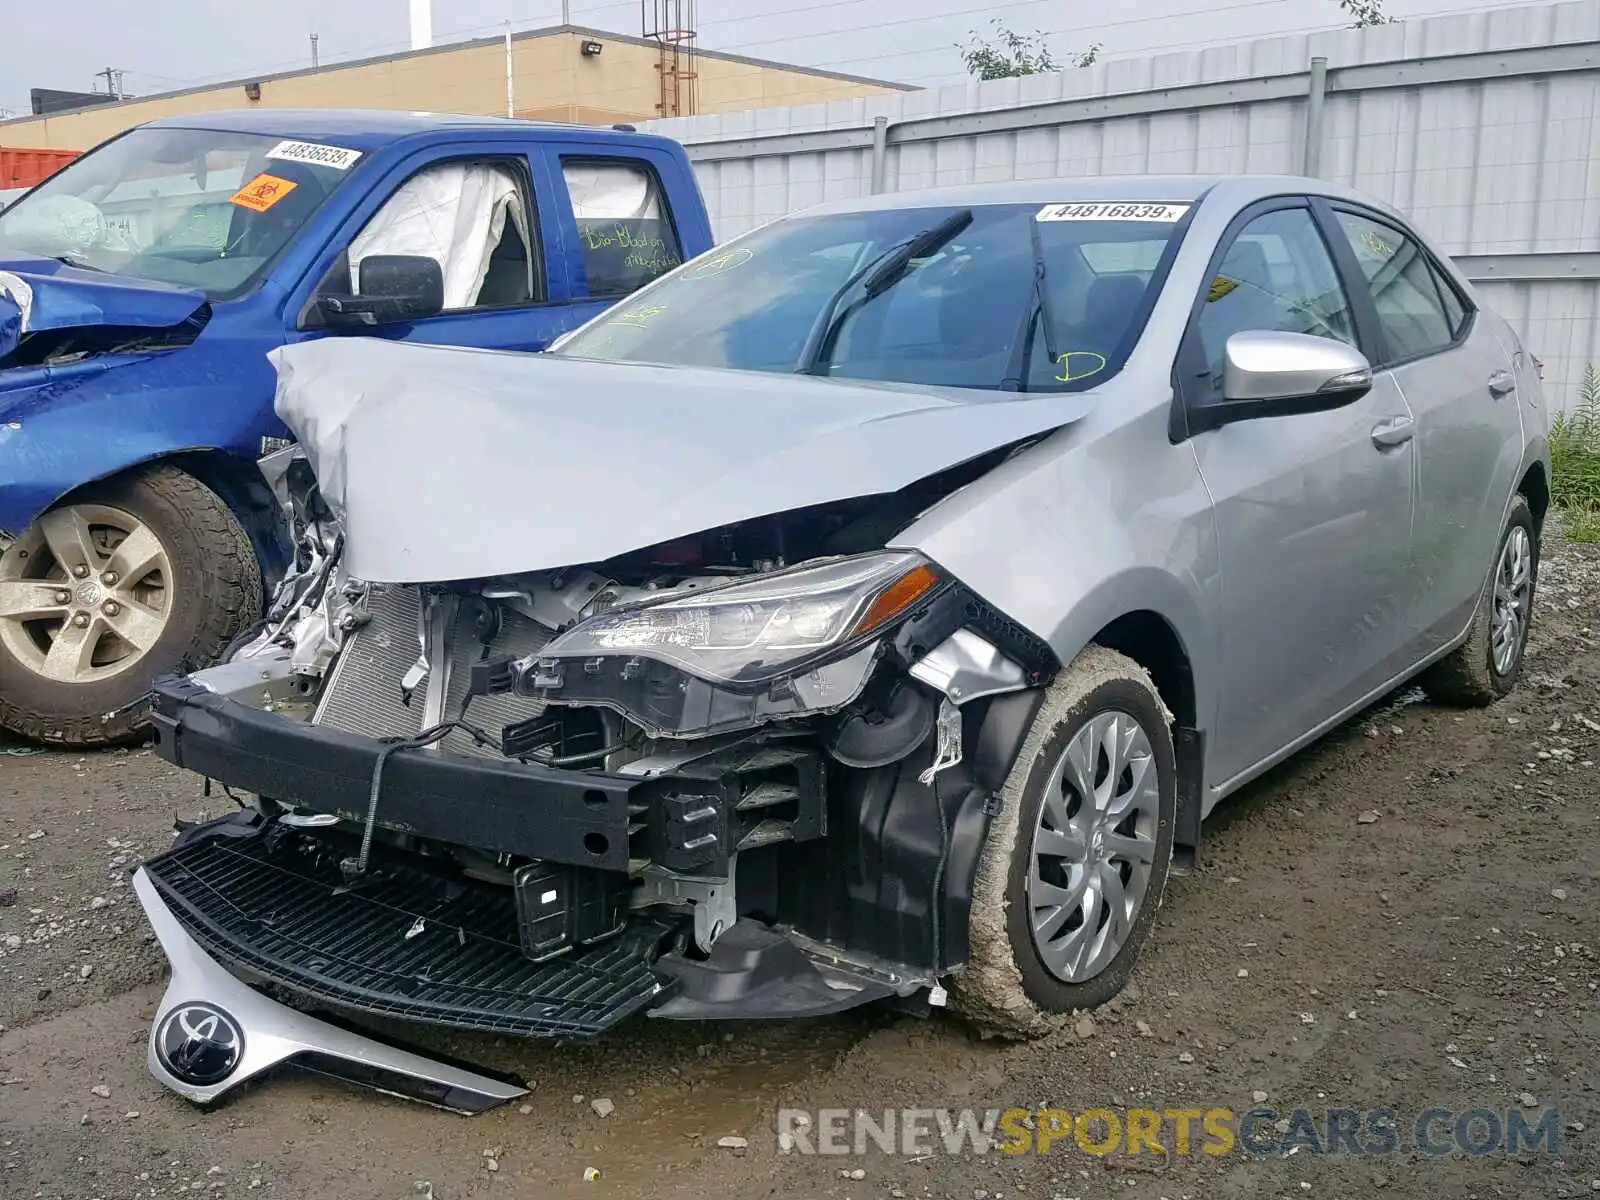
{"left": 0, "top": 147, "right": 82, "bottom": 189}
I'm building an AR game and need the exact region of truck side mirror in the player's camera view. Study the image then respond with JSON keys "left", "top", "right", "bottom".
{"left": 318, "top": 254, "right": 445, "bottom": 327}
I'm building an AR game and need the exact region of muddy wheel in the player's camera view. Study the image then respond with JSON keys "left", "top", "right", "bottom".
{"left": 0, "top": 465, "right": 262, "bottom": 748}
{"left": 952, "top": 646, "right": 1176, "bottom": 1038}
{"left": 1419, "top": 493, "right": 1537, "bottom": 708}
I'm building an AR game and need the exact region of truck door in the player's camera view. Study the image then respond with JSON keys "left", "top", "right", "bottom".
{"left": 295, "top": 145, "right": 562, "bottom": 353}
{"left": 535, "top": 144, "right": 692, "bottom": 339}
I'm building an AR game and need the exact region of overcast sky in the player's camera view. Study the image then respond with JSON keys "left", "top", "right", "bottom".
{"left": 0, "top": 0, "right": 1532, "bottom": 118}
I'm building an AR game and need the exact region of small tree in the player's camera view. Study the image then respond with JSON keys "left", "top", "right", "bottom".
{"left": 960, "top": 18, "right": 1100, "bottom": 80}
{"left": 1339, "top": 0, "right": 1395, "bottom": 27}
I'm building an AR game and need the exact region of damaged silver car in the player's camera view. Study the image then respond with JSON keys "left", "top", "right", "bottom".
{"left": 133, "top": 175, "right": 1549, "bottom": 1111}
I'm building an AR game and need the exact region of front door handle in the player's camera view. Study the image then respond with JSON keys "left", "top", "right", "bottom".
{"left": 1488, "top": 368, "right": 1517, "bottom": 397}
{"left": 1371, "top": 414, "right": 1415, "bottom": 450}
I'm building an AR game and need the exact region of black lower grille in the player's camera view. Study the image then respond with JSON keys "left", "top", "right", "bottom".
{"left": 144, "top": 828, "right": 668, "bottom": 1039}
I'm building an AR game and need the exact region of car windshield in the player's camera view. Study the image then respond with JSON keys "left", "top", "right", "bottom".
{"left": 0, "top": 126, "right": 360, "bottom": 298}
{"left": 550, "top": 200, "right": 1194, "bottom": 392}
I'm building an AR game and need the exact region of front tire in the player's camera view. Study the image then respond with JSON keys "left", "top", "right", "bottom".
{"left": 1418, "top": 493, "right": 1537, "bottom": 707}
{"left": 0, "top": 465, "right": 263, "bottom": 747}
{"left": 953, "top": 646, "right": 1176, "bottom": 1038}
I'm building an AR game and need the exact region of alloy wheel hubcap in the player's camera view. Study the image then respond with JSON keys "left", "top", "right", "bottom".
{"left": 1026, "top": 709, "right": 1161, "bottom": 984}
{"left": 1490, "top": 525, "right": 1532, "bottom": 677}
{"left": 0, "top": 504, "right": 174, "bottom": 685}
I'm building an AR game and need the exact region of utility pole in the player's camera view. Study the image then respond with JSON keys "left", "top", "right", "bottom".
{"left": 505, "top": 21, "right": 515, "bottom": 116}
{"left": 309, "top": 33, "right": 320, "bottom": 68}
{"left": 95, "top": 66, "right": 124, "bottom": 99}
{"left": 562, "top": 0, "right": 571, "bottom": 22}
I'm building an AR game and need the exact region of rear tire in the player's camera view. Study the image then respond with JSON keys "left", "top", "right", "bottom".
{"left": 1418, "top": 494, "right": 1537, "bottom": 707}
{"left": 0, "top": 465, "right": 262, "bottom": 748}
{"left": 952, "top": 646, "right": 1176, "bottom": 1038}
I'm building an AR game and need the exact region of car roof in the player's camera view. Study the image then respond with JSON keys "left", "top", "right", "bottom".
{"left": 139, "top": 108, "right": 673, "bottom": 154}
{"left": 798, "top": 174, "right": 1401, "bottom": 220}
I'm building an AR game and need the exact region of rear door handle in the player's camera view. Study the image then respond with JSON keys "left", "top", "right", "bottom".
{"left": 1371, "top": 414, "right": 1415, "bottom": 450}
{"left": 1488, "top": 368, "right": 1516, "bottom": 397}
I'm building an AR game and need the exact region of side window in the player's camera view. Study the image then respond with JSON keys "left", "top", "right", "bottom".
{"left": 1196, "top": 206, "right": 1357, "bottom": 382}
{"left": 339, "top": 158, "right": 539, "bottom": 311}
{"left": 1332, "top": 211, "right": 1457, "bottom": 362}
{"left": 561, "top": 159, "right": 683, "bottom": 297}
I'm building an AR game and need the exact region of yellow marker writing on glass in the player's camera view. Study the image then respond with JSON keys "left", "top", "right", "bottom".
{"left": 611, "top": 304, "right": 668, "bottom": 329}
{"left": 1056, "top": 351, "right": 1108, "bottom": 383}
{"left": 684, "top": 247, "right": 753, "bottom": 279}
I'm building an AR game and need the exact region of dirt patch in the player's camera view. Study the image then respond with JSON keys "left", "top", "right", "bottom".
{"left": 2, "top": 523, "right": 1597, "bottom": 1200}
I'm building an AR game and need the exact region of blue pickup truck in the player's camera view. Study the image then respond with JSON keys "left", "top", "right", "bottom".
{"left": 0, "top": 109, "right": 713, "bottom": 746}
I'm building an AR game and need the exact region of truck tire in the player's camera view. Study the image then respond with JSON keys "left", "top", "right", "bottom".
{"left": 952, "top": 646, "right": 1176, "bottom": 1038}
{"left": 0, "top": 465, "right": 263, "bottom": 748}
{"left": 1418, "top": 493, "right": 1537, "bottom": 707}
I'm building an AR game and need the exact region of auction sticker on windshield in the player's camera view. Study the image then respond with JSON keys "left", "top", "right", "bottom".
{"left": 266, "top": 140, "right": 364, "bottom": 171}
{"left": 1036, "top": 202, "right": 1190, "bottom": 222}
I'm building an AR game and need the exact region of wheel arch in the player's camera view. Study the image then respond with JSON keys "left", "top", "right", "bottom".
{"left": 1088, "top": 608, "right": 1205, "bottom": 865}
{"left": 1517, "top": 459, "right": 1549, "bottom": 541}
{"left": 30, "top": 448, "right": 288, "bottom": 589}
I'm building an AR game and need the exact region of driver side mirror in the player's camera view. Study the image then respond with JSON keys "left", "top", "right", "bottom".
{"left": 317, "top": 254, "right": 444, "bottom": 328}
{"left": 1188, "top": 330, "right": 1373, "bottom": 433}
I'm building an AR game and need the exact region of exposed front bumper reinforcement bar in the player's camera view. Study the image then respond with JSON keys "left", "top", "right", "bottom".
{"left": 133, "top": 867, "right": 529, "bottom": 1113}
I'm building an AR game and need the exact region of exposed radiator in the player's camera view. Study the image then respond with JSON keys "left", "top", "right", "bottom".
{"left": 312, "top": 584, "right": 551, "bottom": 760}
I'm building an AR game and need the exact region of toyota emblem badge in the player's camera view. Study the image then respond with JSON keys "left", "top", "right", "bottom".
{"left": 155, "top": 1001, "right": 245, "bottom": 1086}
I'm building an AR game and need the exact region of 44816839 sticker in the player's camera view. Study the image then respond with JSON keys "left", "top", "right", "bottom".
{"left": 1036, "top": 202, "right": 1190, "bottom": 223}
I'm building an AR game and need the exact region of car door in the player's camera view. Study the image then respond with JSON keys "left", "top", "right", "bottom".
{"left": 1322, "top": 205, "right": 1526, "bottom": 660}
{"left": 539, "top": 146, "right": 689, "bottom": 342}
{"left": 1180, "top": 200, "right": 1418, "bottom": 787}
{"left": 296, "top": 146, "right": 565, "bottom": 353}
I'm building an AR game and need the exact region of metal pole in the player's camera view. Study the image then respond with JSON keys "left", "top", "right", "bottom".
{"left": 562, "top": 0, "right": 571, "bottom": 23}
{"left": 310, "top": 33, "right": 320, "bottom": 69}
{"left": 1303, "top": 55, "right": 1328, "bottom": 178}
{"left": 506, "top": 23, "right": 515, "bottom": 117}
{"left": 409, "top": 0, "right": 433, "bottom": 50}
{"left": 869, "top": 115, "right": 888, "bottom": 194}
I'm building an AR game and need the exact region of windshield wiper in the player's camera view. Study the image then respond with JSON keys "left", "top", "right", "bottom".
{"left": 51, "top": 254, "right": 108, "bottom": 274}
{"left": 794, "top": 208, "right": 973, "bottom": 376}
{"left": 999, "top": 215, "right": 1062, "bottom": 392}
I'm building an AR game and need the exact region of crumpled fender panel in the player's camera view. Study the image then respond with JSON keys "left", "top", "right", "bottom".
{"left": 268, "top": 337, "right": 1099, "bottom": 584}
{"left": 0, "top": 315, "right": 285, "bottom": 533}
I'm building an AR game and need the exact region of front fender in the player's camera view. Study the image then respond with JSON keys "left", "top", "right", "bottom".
{"left": 892, "top": 402, "right": 1224, "bottom": 737}
{"left": 0, "top": 346, "right": 283, "bottom": 535}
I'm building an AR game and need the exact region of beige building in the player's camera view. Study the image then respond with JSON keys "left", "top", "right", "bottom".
{"left": 0, "top": 25, "right": 913, "bottom": 152}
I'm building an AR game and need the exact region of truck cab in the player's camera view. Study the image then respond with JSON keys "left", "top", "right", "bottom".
{"left": 0, "top": 109, "right": 713, "bottom": 746}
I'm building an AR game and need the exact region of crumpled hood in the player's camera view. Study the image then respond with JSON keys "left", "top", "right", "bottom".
{"left": 0, "top": 258, "right": 208, "bottom": 361}
{"left": 269, "top": 338, "right": 1097, "bottom": 583}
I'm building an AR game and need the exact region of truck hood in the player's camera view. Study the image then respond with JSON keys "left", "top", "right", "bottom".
{"left": 271, "top": 338, "right": 1099, "bottom": 584}
{"left": 0, "top": 258, "right": 208, "bottom": 361}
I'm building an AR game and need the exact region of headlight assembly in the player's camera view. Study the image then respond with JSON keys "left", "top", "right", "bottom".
{"left": 515, "top": 551, "right": 947, "bottom": 738}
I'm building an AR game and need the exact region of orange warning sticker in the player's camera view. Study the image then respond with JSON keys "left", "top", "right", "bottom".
{"left": 230, "top": 173, "right": 299, "bottom": 213}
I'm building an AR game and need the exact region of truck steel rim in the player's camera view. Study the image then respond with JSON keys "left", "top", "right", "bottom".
{"left": 1026, "top": 709, "right": 1161, "bottom": 984}
{"left": 1491, "top": 524, "right": 1532, "bottom": 677}
{"left": 0, "top": 503, "right": 174, "bottom": 685}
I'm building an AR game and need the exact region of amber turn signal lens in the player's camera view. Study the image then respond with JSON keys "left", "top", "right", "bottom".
{"left": 849, "top": 563, "right": 941, "bottom": 638}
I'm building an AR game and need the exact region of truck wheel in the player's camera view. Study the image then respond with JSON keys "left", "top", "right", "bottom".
{"left": 953, "top": 646, "right": 1176, "bottom": 1038}
{"left": 1418, "top": 494, "right": 1537, "bottom": 707}
{"left": 0, "top": 465, "right": 262, "bottom": 748}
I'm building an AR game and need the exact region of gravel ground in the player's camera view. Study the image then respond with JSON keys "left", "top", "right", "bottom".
{"left": 1, "top": 520, "right": 1597, "bottom": 1200}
